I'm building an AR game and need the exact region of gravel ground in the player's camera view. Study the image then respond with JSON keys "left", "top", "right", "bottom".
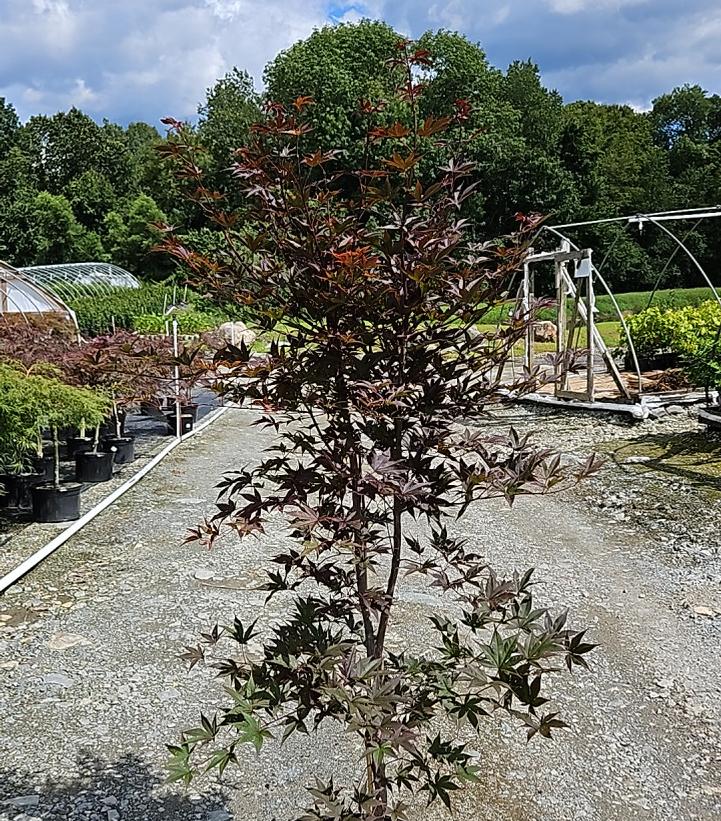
{"left": 0, "top": 403, "right": 720, "bottom": 820}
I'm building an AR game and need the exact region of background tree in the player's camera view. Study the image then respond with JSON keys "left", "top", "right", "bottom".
{"left": 198, "top": 68, "right": 261, "bottom": 186}
{"left": 0, "top": 97, "right": 19, "bottom": 156}
{"left": 104, "top": 193, "right": 170, "bottom": 278}
{"left": 0, "top": 21, "right": 718, "bottom": 291}
{"left": 264, "top": 20, "right": 402, "bottom": 164}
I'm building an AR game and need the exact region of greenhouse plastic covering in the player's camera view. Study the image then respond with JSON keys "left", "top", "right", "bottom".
{"left": 18, "top": 262, "right": 141, "bottom": 303}
{"left": 0, "top": 261, "right": 72, "bottom": 317}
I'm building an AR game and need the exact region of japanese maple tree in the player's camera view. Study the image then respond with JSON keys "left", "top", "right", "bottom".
{"left": 160, "top": 41, "right": 599, "bottom": 820}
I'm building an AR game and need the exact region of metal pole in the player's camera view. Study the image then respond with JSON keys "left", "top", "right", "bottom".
{"left": 173, "top": 317, "right": 182, "bottom": 439}
{"left": 586, "top": 252, "right": 595, "bottom": 402}
{"left": 522, "top": 260, "right": 532, "bottom": 373}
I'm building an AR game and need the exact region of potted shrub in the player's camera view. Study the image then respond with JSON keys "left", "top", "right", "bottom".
{"left": 31, "top": 380, "right": 109, "bottom": 523}
{"left": 687, "top": 336, "right": 721, "bottom": 429}
{"left": 0, "top": 364, "right": 47, "bottom": 509}
{"left": 75, "top": 414, "right": 115, "bottom": 483}
{"left": 67, "top": 332, "right": 162, "bottom": 464}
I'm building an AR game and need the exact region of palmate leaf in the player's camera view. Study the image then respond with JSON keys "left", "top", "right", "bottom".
{"left": 166, "top": 743, "right": 193, "bottom": 784}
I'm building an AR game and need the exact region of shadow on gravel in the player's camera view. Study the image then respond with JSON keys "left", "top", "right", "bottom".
{"left": 609, "top": 429, "right": 721, "bottom": 492}
{"left": 0, "top": 754, "right": 232, "bottom": 821}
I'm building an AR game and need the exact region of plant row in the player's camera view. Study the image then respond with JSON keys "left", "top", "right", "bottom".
{"left": 0, "top": 318, "right": 215, "bottom": 523}
{"left": 66, "top": 283, "right": 237, "bottom": 337}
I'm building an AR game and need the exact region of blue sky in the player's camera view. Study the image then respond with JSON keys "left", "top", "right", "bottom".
{"left": 1, "top": 0, "right": 720, "bottom": 125}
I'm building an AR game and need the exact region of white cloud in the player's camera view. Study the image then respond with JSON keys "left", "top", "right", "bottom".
{"left": 0, "top": 0, "right": 719, "bottom": 124}
{"left": 0, "top": 0, "right": 327, "bottom": 123}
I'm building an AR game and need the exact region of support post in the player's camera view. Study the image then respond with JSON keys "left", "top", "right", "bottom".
{"left": 555, "top": 239, "right": 570, "bottom": 393}
{"left": 172, "top": 317, "right": 182, "bottom": 439}
{"left": 522, "top": 260, "right": 533, "bottom": 373}
{"left": 586, "top": 261, "right": 595, "bottom": 401}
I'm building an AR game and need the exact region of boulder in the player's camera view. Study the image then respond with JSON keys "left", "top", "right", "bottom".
{"left": 217, "top": 321, "right": 257, "bottom": 347}
{"left": 533, "top": 321, "right": 557, "bottom": 343}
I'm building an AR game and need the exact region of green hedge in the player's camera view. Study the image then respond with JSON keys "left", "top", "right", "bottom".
{"left": 133, "top": 309, "right": 226, "bottom": 335}
{"left": 627, "top": 300, "right": 721, "bottom": 389}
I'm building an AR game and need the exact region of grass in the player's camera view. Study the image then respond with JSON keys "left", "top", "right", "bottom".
{"left": 484, "top": 286, "right": 718, "bottom": 325}
{"left": 477, "top": 321, "right": 622, "bottom": 354}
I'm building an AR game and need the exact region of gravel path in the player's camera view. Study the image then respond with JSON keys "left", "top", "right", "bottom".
{"left": 0, "top": 405, "right": 719, "bottom": 821}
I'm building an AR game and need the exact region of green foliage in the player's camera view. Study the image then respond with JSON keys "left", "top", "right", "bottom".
{"left": 264, "top": 20, "right": 402, "bottom": 163}
{"left": 0, "top": 97, "right": 19, "bottom": 155}
{"left": 0, "top": 24, "right": 719, "bottom": 293}
{"left": 0, "top": 362, "right": 108, "bottom": 471}
{"left": 103, "top": 193, "right": 170, "bottom": 278}
{"left": 197, "top": 68, "right": 260, "bottom": 183}
{"left": 133, "top": 308, "right": 224, "bottom": 335}
{"left": 67, "top": 283, "right": 228, "bottom": 336}
{"left": 627, "top": 301, "right": 721, "bottom": 384}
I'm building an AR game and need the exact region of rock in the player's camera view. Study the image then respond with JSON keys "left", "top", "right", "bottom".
{"left": 159, "top": 687, "right": 181, "bottom": 702}
{"left": 624, "top": 455, "right": 652, "bottom": 464}
{"left": 107, "top": 810, "right": 120, "bottom": 821}
{"left": 1, "top": 795, "right": 40, "bottom": 807}
{"left": 208, "top": 811, "right": 231, "bottom": 821}
{"left": 693, "top": 605, "right": 716, "bottom": 617}
{"left": 42, "top": 673, "right": 75, "bottom": 688}
{"left": 194, "top": 569, "right": 215, "bottom": 581}
{"left": 217, "top": 321, "right": 257, "bottom": 347}
{"left": 46, "top": 632, "right": 90, "bottom": 651}
{"left": 533, "top": 321, "right": 557, "bottom": 343}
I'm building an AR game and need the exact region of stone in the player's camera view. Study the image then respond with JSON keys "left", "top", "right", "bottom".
{"left": 217, "top": 321, "right": 257, "bottom": 347}
{"left": 194, "top": 569, "right": 215, "bottom": 581}
{"left": 42, "top": 673, "right": 75, "bottom": 688}
{"left": 159, "top": 687, "right": 181, "bottom": 702}
{"left": 46, "top": 632, "right": 90, "bottom": 651}
{"left": 107, "top": 810, "right": 120, "bottom": 821}
{"left": 693, "top": 605, "right": 716, "bottom": 617}
{"left": 533, "top": 320, "right": 557, "bottom": 343}
{"left": 624, "top": 455, "right": 652, "bottom": 464}
{"left": 1, "top": 795, "right": 40, "bottom": 807}
{"left": 208, "top": 811, "right": 231, "bottom": 821}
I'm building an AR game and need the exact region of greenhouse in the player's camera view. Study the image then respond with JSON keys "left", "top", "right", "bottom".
{"left": 0, "top": 260, "right": 75, "bottom": 323}
{"left": 18, "top": 261, "right": 141, "bottom": 303}
{"left": 0, "top": 260, "right": 141, "bottom": 328}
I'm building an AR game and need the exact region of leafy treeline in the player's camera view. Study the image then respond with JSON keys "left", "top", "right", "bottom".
{"left": 1, "top": 20, "right": 719, "bottom": 292}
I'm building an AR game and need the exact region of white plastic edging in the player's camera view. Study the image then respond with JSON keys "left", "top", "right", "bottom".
{"left": 0, "top": 405, "right": 230, "bottom": 594}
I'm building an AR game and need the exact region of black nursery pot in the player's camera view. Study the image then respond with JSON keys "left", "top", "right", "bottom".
{"left": 75, "top": 451, "right": 114, "bottom": 483}
{"left": 165, "top": 412, "right": 194, "bottom": 435}
{"left": 66, "top": 436, "right": 94, "bottom": 459}
{"left": 31, "top": 454, "right": 55, "bottom": 482}
{"left": 101, "top": 436, "right": 135, "bottom": 464}
{"left": 0, "top": 475, "right": 10, "bottom": 508}
{"left": 5, "top": 472, "right": 46, "bottom": 509}
{"left": 181, "top": 403, "right": 199, "bottom": 422}
{"left": 31, "top": 482, "right": 82, "bottom": 523}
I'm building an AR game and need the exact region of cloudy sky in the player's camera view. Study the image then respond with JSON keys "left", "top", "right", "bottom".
{"left": 1, "top": 0, "right": 719, "bottom": 125}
